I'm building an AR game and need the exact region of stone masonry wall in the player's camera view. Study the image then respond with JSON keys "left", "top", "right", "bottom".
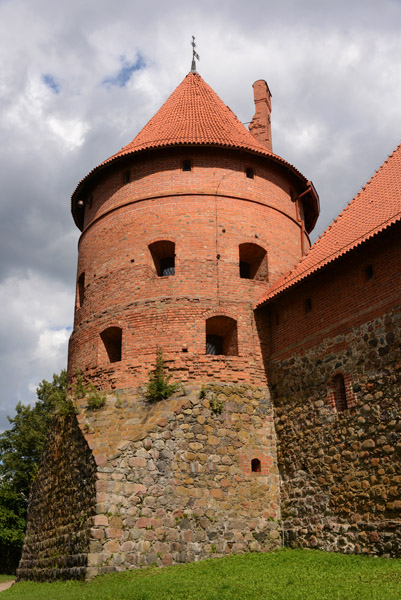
{"left": 18, "top": 413, "right": 97, "bottom": 580}
{"left": 75, "top": 382, "right": 281, "bottom": 578}
{"left": 270, "top": 307, "right": 401, "bottom": 556}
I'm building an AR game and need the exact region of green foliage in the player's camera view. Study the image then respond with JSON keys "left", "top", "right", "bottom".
{"left": 4, "top": 550, "right": 401, "bottom": 599}
{"left": 0, "top": 371, "right": 68, "bottom": 573}
{"left": 70, "top": 370, "right": 106, "bottom": 411}
{"left": 0, "top": 370, "right": 67, "bottom": 499}
{"left": 86, "top": 386, "right": 106, "bottom": 411}
{"left": 145, "top": 349, "right": 179, "bottom": 403}
{"left": 209, "top": 397, "right": 224, "bottom": 415}
{"left": 0, "top": 485, "right": 25, "bottom": 574}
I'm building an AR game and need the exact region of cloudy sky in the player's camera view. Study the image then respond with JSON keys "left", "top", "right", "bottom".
{"left": 1, "top": 0, "right": 401, "bottom": 431}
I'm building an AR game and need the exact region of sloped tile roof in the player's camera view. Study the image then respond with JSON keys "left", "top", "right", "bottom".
{"left": 72, "top": 71, "right": 311, "bottom": 229}
{"left": 256, "top": 141, "right": 401, "bottom": 307}
{"left": 107, "top": 71, "right": 271, "bottom": 158}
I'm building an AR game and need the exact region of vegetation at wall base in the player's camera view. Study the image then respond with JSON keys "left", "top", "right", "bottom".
{"left": 3, "top": 549, "right": 401, "bottom": 599}
{"left": 0, "top": 371, "right": 67, "bottom": 573}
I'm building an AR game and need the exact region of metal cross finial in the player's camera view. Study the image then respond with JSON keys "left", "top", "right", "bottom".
{"left": 191, "top": 36, "right": 200, "bottom": 72}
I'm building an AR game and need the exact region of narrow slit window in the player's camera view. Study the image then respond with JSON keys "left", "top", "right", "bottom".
{"left": 77, "top": 273, "right": 85, "bottom": 308}
{"left": 123, "top": 171, "right": 130, "bottom": 184}
{"left": 251, "top": 458, "right": 261, "bottom": 472}
{"left": 182, "top": 160, "right": 192, "bottom": 172}
{"left": 239, "top": 243, "right": 268, "bottom": 281}
{"left": 100, "top": 327, "right": 122, "bottom": 363}
{"left": 245, "top": 167, "right": 254, "bottom": 179}
{"left": 149, "top": 241, "right": 176, "bottom": 277}
{"left": 365, "top": 264, "right": 374, "bottom": 280}
{"left": 305, "top": 298, "right": 312, "bottom": 313}
{"left": 205, "top": 316, "right": 238, "bottom": 356}
{"left": 333, "top": 374, "right": 348, "bottom": 412}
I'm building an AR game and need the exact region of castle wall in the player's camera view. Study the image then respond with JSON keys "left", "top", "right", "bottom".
{"left": 261, "top": 224, "right": 401, "bottom": 555}
{"left": 78, "top": 383, "right": 280, "bottom": 577}
{"left": 17, "top": 413, "right": 97, "bottom": 580}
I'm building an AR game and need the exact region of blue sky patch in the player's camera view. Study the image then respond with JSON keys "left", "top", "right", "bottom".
{"left": 103, "top": 54, "right": 146, "bottom": 88}
{"left": 42, "top": 73, "right": 60, "bottom": 94}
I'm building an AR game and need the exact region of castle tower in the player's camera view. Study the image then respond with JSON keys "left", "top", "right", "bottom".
{"left": 19, "top": 70, "right": 319, "bottom": 580}
{"left": 68, "top": 71, "right": 318, "bottom": 390}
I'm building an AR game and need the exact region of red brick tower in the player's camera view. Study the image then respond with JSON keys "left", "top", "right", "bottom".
{"left": 68, "top": 71, "right": 318, "bottom": 390}
{"left": 18, "top": 70, "right": 319, "bottom": 580}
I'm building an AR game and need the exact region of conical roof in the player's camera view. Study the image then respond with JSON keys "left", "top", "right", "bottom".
{"left": 256, "top": 142, "right": 401, "bottom": 307}
{"left": 72, "top": 71, "right": 314, "bottom": 229}
{"left": 107, "top": 71, "right": 270, "bottom": 159}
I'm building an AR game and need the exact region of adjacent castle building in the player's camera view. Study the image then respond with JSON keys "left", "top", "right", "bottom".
{"left": 18, "top": 66, "right": 401, "bottom": 580}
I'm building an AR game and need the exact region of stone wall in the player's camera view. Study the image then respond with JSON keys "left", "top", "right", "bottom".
{"left": 270, "top": 308, "right": 401, "bottom": 556}
{"left": 17, "top": 413, "right": 97, "bottom": 581}
{"left": 76, "top": 382, "right": 281, "bottom": 578}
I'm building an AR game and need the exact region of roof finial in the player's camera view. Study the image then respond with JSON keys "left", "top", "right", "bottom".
{"left": 191, "top": 36, "right": 200, "bottom": 72}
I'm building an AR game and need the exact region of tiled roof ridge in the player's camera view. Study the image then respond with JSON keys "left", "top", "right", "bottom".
{"left": 255, "top": 141, "right": 401, "bottom": 306}
{"left": 264, "top": 208, "right": 401, "bottom": 299}
{"left": 297, "top": 141, "right": 401, "bottom": 257}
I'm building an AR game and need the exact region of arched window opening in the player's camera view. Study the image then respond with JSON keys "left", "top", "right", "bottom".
{"left": 333, "top": 374, "right": 348, "bottom": 412}
{"left": 77, "top": 273, "right": 85, "bottom": 308}
{"left": 239, "top": 243, "right": 268, "bottom": 281}
{"left": 149, "top": 241, "right": 176, "bottom": 277}
{"left": 251, "top": 458, "right": 261, "bottom": 473}
{"left": 206, "top": 334, "right": 223, "bottom": 355}
{"left": 100, "top": 327, "right": 122, "bottom": 363}
{"left": 205, "top": 316, "right": 238, "bottom": 356}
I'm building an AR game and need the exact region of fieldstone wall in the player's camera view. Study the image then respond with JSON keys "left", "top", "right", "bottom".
{"left": 76, "top": 382, "right": 281, "bottom": 578}
{"left": 18, "top": 413, "right": 97, "bottom": 580}
{"left": 270, "top": 308, "right": 401, "bottom": 556}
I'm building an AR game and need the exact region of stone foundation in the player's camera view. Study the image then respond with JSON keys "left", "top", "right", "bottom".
{"left": 17, "top": 413, "right": 97, "bottom": 580}
{"left": 19, "top": 382, "right": 281, "bottom": 579}
{"left": 270, "top": 308, "right": 401, "bottom": 556}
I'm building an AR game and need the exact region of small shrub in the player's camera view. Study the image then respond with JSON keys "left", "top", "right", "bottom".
{"left": 209, "top": 396, "right": 224, "bottom": 414}
{"left": 145, "top": 348, "right": 179, "bottom": 403}
{"left": 86, "top": 385, "right": 106, "bottom": 411}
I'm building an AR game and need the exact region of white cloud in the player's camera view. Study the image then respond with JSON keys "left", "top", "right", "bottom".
{"left": 1, "top": 0, "right": 401, "bottom": 430}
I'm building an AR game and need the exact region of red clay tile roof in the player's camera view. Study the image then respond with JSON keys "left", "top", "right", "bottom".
{"left": 256, "top": 141, "right": 401, "bottom": 307}
{"left": 72, "top": 71, "right": 312, "bottom": 229}
{"left": 107, "top": 71, "right": 271, "bottom": 159}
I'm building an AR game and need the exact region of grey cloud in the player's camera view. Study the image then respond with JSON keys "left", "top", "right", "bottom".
{"left": 1, "top": 0, "right": 401, "bottom": 430}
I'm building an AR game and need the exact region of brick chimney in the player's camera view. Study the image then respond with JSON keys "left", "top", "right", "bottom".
{"left": 248, "top": 80, "right": 272, "bottom": 151}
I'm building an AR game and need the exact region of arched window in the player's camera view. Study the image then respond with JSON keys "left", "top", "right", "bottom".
{"left": 206, "top": 316, "right": 238, "bottom": 356}
{"left": 149, "top": 241, "right": 175, "bottom": 277}
{"left": 77, "top": 272, "right": 85, "bottom": 308}
{"left": 333, "top": 374, "right": 348, "bottom": 411}
{"left": 100, "top": 327, "right": 122, "bottom": 363}
{"left": 239, "top": 243, "right": 268, "bottom": 281}
{"left": 251, "top": 458, "right": 261, "bottom": 472}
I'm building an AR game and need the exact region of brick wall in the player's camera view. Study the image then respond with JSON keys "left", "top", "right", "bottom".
{"left": 69, "top": 147, "right": 311, "bottom": 391}
{"left": 259, "top": 224, "right": 401, "bottom": 555}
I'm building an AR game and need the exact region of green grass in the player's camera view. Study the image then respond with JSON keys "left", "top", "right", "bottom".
{"left": 0, "top": 575, "right": 15, "bottom": 583}
{"left": 2, "top": 549, "right": 401, "bottom": 600}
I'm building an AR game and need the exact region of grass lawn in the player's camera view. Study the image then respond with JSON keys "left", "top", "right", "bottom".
{"left": 2, "top": 549, "right": 401, "bottom": 600}
{"left": 0, "top": 576, "right": 15, "bottom": 583}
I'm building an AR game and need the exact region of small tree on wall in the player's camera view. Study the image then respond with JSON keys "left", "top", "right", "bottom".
{"left": 145, "top": 348, "right": 179, "bottom": 403}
